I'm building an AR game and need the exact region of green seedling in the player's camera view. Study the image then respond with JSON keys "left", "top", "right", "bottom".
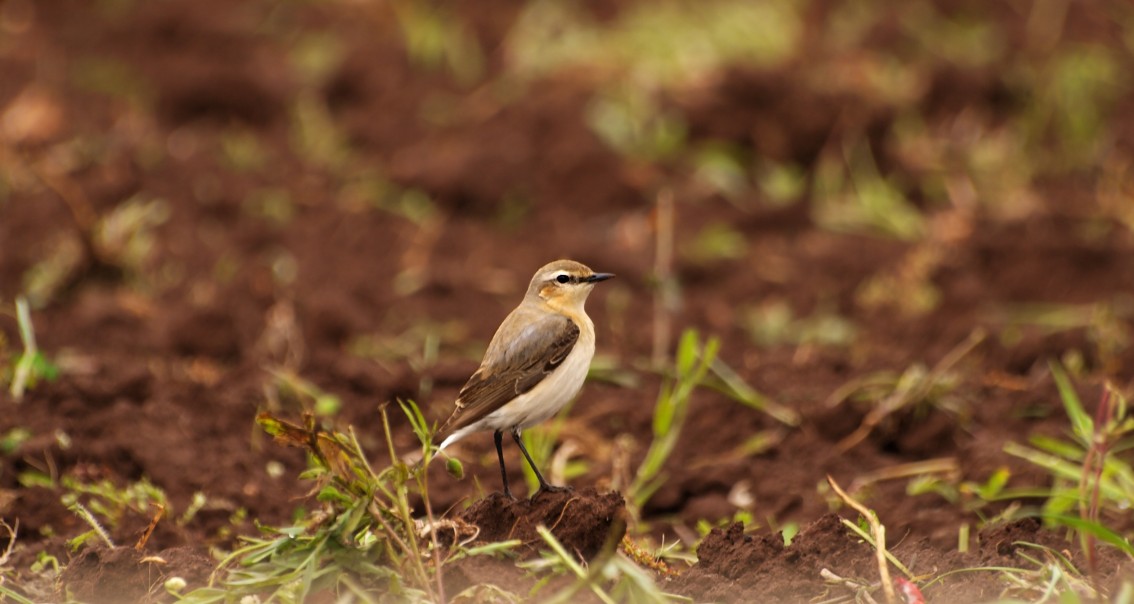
{"left": 845, "top": 456, "right": 961, "bottom": 501}
{"left": 703, "top": 355, "right": 800, "bottom": 426}
{"left": 812, "top": 139, "right": 925, "bottom": 241}
{"left": 695, "top": 511, "right": 755, "bottom": 539}
{"left": 265, "top": 368, "right": 343, "bottom": 417}
{"left": 756, "top": 159, "right": 806, "bottom": 205}
{"left": 180, "top": 492, "right": 208, "bottom": 526}
{"left": 290, "top": 92, "right": 350, "bottom": 172}
{"left": 7, "top": 297, "right": 59, "bottom": 400}
{"left": 629, "top": 329, "right": 719, "bottom": 513}
{"left": 681, "top": 428, "right": 788, "bottom": 475}
{"left": 680, "top": 223, "right": 747, "bottom": 264}
{"left": 586, "top": 85, "right": 686, "bottom": 161}
{"left": 31, "top": 551, "right": 59, "bottom": 574}
{"left": 780, "top": 522, "right": 800, "bottom": 547}
{"left": 393, "top": 188, "right": 439, "bottom": 228}
{"left": 93, "top": 196, "right": 170, "bottom": 284}
{"left": 350, "top": 320, "right": 464, "bottom": 401}
{"left": 889, "top": 105, "right": 1038, "bottom": 218}
{"left": 66, "top": 501, "right": 114, "bottom": 551}
{"left": 690, "top": 143, "right": 750, "bottom": 202}
{"left": 13, "top": 158, "right": 166, "bottom": 304}
{"left": 391, "top": 0, "right": 483, "bottom": 84}
{"left": 507, "top": 0, "right": 800, "bottom": 86}
{"left": 1021, "top": 45, "right": 1124, "bottom": 171}
{"left": 218, "top": 127, "right": 269, "bottom": 173}
{"left": 856, "top": 242, "right": 944, "bottom": 317}
{"left": 289, "top": 31, "right": 345, "bottom": 88}
{"left": 0, "top": 427, "right": 31, "bottom": 454}
{"left": 1005, "top": 362, "right": 1134, "bottom": 578}
{"left": 899, "top": 2, "right": 1004, "bottom": 67}
{"left": 993, "top": 300, "right": 1132, "bottom": 375}
{"left": 59, "top": 476, "right": 169, "bottom": 551}
{"left": 336, "top": 170, "right": 438, "bottom": 226}
{"left": 21, "top": 236, "right": 83, "bottom": 307}
{"left": 743, "top": 298, "right": 857, "bottom": 350}
{"left": 587, "top": 354, "right": 641, "bottom": 389}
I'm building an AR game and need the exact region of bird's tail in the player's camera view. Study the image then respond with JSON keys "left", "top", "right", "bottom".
{"left": 431, "top": 416, "right": 461, "bottom": 452}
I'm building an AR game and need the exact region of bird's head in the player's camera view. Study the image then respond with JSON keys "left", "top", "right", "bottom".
{"left": 526, "top": 259, "right": 614, "bottom": 310}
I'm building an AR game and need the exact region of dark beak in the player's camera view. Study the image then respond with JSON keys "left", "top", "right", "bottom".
{"left": 586, "top": 273, "right": 615, "bottom": 283}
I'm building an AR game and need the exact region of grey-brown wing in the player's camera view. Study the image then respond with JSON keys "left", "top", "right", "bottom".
{"left": 437, "top": 312, "right": 579, "bottom": 439}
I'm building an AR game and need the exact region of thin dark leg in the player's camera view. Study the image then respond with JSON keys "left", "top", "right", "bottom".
{"left": 511, "top": 427, "right": 571, "bottom": 495}
{"left": 494, "top": 430, "right": 513, "bottom": 499}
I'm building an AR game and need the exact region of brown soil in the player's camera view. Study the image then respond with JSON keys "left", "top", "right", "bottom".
{"left": 677, "top": 516, "right": 1133, "bottom": 603}
{"left": 460, "top": 487, "right": 627, "bottom": 560}
{"left": 58, "top": 546, "right": 214, "bottom": 604}
{"left": 2, "top": 0, "right": 1134, "bottom": 602}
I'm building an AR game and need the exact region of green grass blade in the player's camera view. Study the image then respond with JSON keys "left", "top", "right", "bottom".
{"left": 1036, "top": 514, "right": 1134, "bottom": 556}
{"left": 1049, "top": 360, "right": 1091, "bottom": 439}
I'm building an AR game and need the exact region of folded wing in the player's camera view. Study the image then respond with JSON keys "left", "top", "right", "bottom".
{"left": 436, "top": 310, "right": 580, "bottom": 441}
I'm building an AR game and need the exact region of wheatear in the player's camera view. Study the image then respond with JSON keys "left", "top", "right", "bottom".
{"left": 435, "top": 259, "right": 613, "bottom": 498}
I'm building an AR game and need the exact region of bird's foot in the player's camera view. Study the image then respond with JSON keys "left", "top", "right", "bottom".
{"left": 533, "top": 484, "right": 574, "bottom": 499}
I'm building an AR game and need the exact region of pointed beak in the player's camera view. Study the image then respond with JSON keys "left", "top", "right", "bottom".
{"left": 585, "top": 273, "right": 615, "bottom": 283}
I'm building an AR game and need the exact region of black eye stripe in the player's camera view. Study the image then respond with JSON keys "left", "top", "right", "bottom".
{"left": 551, "top": 273, "right": 590, "bottom": 284}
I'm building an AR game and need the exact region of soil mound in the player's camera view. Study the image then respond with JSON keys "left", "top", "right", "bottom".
{"left": 460, "top": 487, "right": 627, "bottom": 561}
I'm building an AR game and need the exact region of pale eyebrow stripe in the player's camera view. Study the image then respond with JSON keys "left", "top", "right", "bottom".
{"left": 548, "top": 271, "right": 578, "bottom": 283}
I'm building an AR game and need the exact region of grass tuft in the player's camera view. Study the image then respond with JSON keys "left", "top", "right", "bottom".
{"left": 629, "top": 329, "right": 719, "bottom": 513}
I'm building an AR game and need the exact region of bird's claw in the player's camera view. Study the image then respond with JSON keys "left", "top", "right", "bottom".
{"left": 534, "top": 484, "right": 573, "bottom": 498}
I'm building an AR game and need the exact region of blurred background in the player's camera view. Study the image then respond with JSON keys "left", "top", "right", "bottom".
{"left": 1, "top": 0, "right": 1133, "bottom": 569}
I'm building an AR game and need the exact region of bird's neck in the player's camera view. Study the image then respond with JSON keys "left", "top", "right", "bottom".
{"left": 534, "top": 297, "right": 590, "bottom": 326}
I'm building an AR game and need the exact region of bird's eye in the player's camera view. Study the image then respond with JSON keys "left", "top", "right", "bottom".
{"left": 556, "top": 274, "right": 570, "bottom": 284}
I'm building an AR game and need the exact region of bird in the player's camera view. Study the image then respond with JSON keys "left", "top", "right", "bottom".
{"left": 434, "top": 259, "right": 613, "bottom": 498}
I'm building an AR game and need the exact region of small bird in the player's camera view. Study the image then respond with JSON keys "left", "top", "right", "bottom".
{"left": 434, "top": 259, "right": 613, "bottom": 498}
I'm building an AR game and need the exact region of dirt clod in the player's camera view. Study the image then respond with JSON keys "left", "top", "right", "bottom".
{"left": 460, "top": 487, "right": 627, "bottom": 561}
{"left": 677, "top": 514, "right": 877, "bottom": 603}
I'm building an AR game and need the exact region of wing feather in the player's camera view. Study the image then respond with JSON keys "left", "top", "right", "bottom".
{"left": 437, "top": 309, "right": 579, "bottom": 440}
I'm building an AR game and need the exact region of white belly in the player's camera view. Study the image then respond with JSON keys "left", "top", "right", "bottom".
{"left": 485, "top": 332, "right": 595, "bottom": 430}
{"left": 437, "top": 314, "right": 596, "bottom": 450}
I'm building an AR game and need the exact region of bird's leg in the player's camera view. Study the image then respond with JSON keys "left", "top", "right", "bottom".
{"left": 494, "top": 430, "right": 514, "bottom": 499}
{"left": 511, "top": 427, "right": 571, "bottom": 496}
